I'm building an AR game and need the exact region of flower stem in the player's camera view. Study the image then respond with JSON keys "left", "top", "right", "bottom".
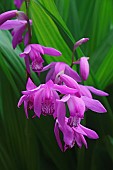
{"left": 25, "top": 0, "right": 31, "bottom": 44}
{"left": 24, "top": 0, "right": 31, "bottom": 79}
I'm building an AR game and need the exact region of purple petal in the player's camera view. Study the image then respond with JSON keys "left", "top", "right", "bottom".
{"left": 74, "top": 38, "right": 89, "bottom": 50}
{"left": 86, "top": 86, "right": 109, "bottom": 96}
{"left": 22, "top": 85, "right": 42, "bottom": 95}
{"left": 54, "top": 122, "right": 63, "bottom": 151}
{"left": 74, "top": 126, "right": 87, "bottom": 136}
{"left": 31, "top": 44, "right": 44, "bottom": 55}
{"left": 14, "top": 0, "right": 24, "bottom": 9}
{"left": 62, "top": 123, "right": 74, "bottom": 146}
{"left": 0, "top": 10, "right": 17, "bottom": 26}
{"left": 65, "top": 64, "right": 81, "bottom": 82}
{"left": 80, "top": 57, "right": 89, "bottom": 81}
{"left": 54, "top": 84, "right": 77, "bottom": 94}
{"left": 24, "top": 100, "right": 29, "bottom": 119}
{"left": 41, "top": 62, "right": 56, "bottom": 72}
{"left": 42, "top": 46, "right": 62, "bottom": 56}
{"left": 79, "top": 124, "right": 99, "bottom": 139}
{"left": 80, "top": 85, "right": 92, "bottom": 98}
{"left": 34, "top": 89, "right": 43, "bottom": 117}
{"left": 26, "top": 78, "right": 37, "bottom": 90}
{"left": 74, "top": 133, "right": 84, "bottom": 148}
{"left": 53, "top": 91, "right": 60, "bottom": 118}
{"left": 0, "top": 20, "right": 23, "bottom": 30}
{"left": 82, "top": 96, "right": 107, "bottom": 113}
{"left": 60, "top": 74, "right": 81, "bottom": 93}
{"left": 58, "top": 94, "right": 70, "bottom": 103}
{"left": 18, "top": 95, "right": 27, "bottom": 107}
{"left": 24, "top": 31, "right": 29, "bottom": 46}
{"left": 55, "top": 62, "right": 65, "bottom": 75}
{"left": 57, "top": 101, "right": 66, "bottom": 127}
{"left": 46, "top": 67, "right": 55, "bottom": 82}
{"left": 20, "top": 45, "right": 31, "bottom": 57}
{"left": 12, "top": 24, "right": 26, "bottom": 49}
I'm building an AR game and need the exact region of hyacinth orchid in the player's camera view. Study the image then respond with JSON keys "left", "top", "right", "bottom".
{"left": 0, "top": 19, "right": 32, "bottom": 48}
{"left": 54, "top": 117, "right": 99, "bottom": 152}
{"left": 0, "top": 10, "right": 29, "bottom": 48}
{"left": 18, "top": 79, "right": 77, "bottom": 118}
{"left": 40, "top": 62, "right": 81, "bottom": 83}
{"left": 20, "top": 44, "right": 62, "bottom": 72}
{"left": 14, "top": 0, "right": 24, "bottom": 9}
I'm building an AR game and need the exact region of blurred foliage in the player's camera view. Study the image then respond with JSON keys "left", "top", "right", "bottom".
{"left": 0, "top": 0, "right": 113, "bottom": 170}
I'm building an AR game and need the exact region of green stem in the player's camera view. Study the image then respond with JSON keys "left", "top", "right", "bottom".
{"left": 24, "top": 0, "right": 32, "bottom": 80}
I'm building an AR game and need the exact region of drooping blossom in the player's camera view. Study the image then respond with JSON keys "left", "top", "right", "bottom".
{"left": 40, "top": 62, "right": 81, "bottom": 83}
{"left": 18, "top": 79, "right": 77, "bottom": 118}
{"left": 14, "top": 0, "right": 24, "bottom": 9}
{"left": 0, "top": 11, "right": 30, "bottom": 48}
{"left": 20, "top": 44, "right": 62, "bottom": 72}
{"left": 54, "top": 117, "right": 99, "bottom": 151}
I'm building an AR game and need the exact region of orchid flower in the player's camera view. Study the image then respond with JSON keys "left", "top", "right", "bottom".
{"left": 18, "top": 79, "right": 77, "bottom": 118}
{"left": 20, "top": 44, "right": 62, "bottom": 72}
{"left": 40, "top": 62, "right": 81, "bottom": 83}
{"left": 54, "top": 117, "right": 98, "bottom": 151}
{"left": 0, "top": 19, "right": 32, "bottom": 48}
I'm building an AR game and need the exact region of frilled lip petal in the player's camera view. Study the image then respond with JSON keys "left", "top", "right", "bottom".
{"left": 42, "top": 46, "right": 62, "bottom": 56}
{"left": 79, "top": 124, "right": 99, "bottom": 139}
{"left": 82, "top": 96, "right": 107, "bottom": 113}
{"left": 86, "top": 86, "right": 109, "bottom": 96}
{"left": 0, "top": 10, "right": 18, "bottom": 26}
{"left": 67, "top": 96, "right": 85, "bottom": 118}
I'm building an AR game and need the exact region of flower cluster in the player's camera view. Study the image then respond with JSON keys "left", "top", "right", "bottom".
{"left": 0, "top": 0, "right": 109, "bottom": 152}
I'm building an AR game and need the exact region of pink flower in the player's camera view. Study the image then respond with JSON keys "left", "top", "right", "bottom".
{"left": 54, "top": 117, "right": 98, "bottom": 151}
{"left": 0, "top": 11, "right": 30, "bottom": 48}
{"left": 20, "top": 44, "right": 62, "bottom": 72}
{"left": 40, "top": 62, "right": 81, "bottom": 83}
{"left": 18, "top": 79, "right": 77, "bottom": 118}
